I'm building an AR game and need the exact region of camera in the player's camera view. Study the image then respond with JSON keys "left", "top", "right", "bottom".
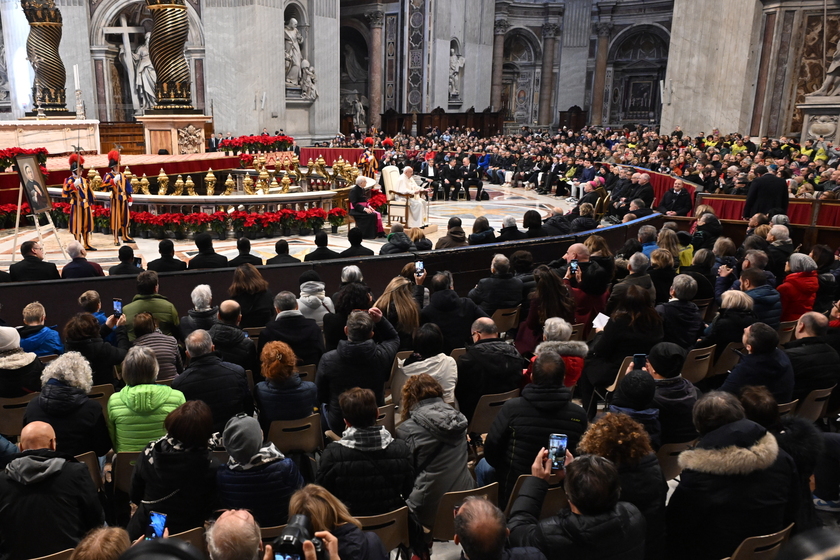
{"left": 273, "top": 515, "right": 329, "bottom": 560}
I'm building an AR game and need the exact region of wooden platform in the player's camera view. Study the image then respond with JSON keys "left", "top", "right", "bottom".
{"left": 99, "top": 122, "right": 146, "bottom": 155}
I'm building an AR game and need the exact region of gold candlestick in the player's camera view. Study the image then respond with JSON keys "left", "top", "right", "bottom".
{"left": 205, "top": 168, "right": 216, "bottom": 196}
{"left": 223, "top": 173, "right": 235, "bottom": 195}
{"left": 157, "top": 168, "right": 169, "bottom": 195}
{"left": 172, "top": 174, "right": 184, "bottom": 196}
{"left": 140, "top": 174, "right": 150, "bottom": 195}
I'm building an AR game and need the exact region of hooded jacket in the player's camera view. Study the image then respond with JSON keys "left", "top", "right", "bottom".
{"left": 172, "top": 354, "right": 254, "bottom": 433}
{"left": 456, "top": 338, "right": 526, "bottom": 422}
{"left": 17, "top": 325, "right": 63, "bottom": 357}
{"left": 655, "top": 299, "right": 703, "bottom": 349}
{"left": 0, "top": 349, "right": 42, "bottom": 399}
{"left": 208, "top": 322, "right": 258, "bottom": 375}
{"left": 420, "top": 290, "right": 488, "bottom": 355}
{"left": 508, "top": 476, "right": 646, "bottom": 560}
{"left": 720, "top": 348, "right": 794, "bottom": 403}
{"left": 697, "top": 308, "right": 758, "bottom": 360}
{"left": 379, "top": 232, "right": 417, "bottom": 255}
{"left": 399, "top": 353, "right": 458, "bottom": 404}
{"left": 65, "top": 324, "right": 129, "bottom": 387}
{"left": 617, "top": 453, "right": 667, "bottom": 560}
{"left": 106, "top": 384, "right": 186, "bottom": 452}
{"left": 0, "top": 450, "right": 104, "bottom": 560}
{"left": 179, "top": 306, "right": 218, "bottom": 339}
{"left": 254, "top": 374, "right": 319, "bottom": 432}
{"left": 526, "top": 340, "right": 588, "bottom": 388}
{"left": 297, "top": 281, "right": 335, "bottom": 326}
{"left": 744, "top": 284, "right": 782, "bottom": 329}
{"left": 397, "top": 397, "right": 475, "bottom": 527}
{"left": 783, "top": 336, "right": 840, "bottom": 401}
{"left": 778, "top": 270, "right": 820, "bottom": 322}
{"left": 667, "top": 419, "right": 798, "bottom": 560}
{"left": 652, "top": 376, "right": 699, "bottom": 445}
{"left": 468, "top": 273, "right": 525, "bottom": 316}
{"left": 434, "top": 227, "right": 468, "bottom": 249}
{"left": 317, "top": 318, "right": 400, "bottom": 433}
{"left": 24, "top": 380, "right": 112, "bottom": 457}
{"left": 258, "top": 311, "right": 324, "bottom": 367}
{"left": 123, "top": 294, "right": 180, "bottom": 341}
{"left": 468, "top": 228, "right": 497, "bottom": 245}
{"left": 484, "top": 384, "right": 588, "bottom": 505}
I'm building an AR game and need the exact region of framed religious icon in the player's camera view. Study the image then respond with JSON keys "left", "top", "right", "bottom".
{"left": 15, "top": 155, "right": 51, "bottom": 214}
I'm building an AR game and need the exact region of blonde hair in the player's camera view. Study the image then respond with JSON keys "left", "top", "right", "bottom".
{"left": 650, "top": 248, "right": 674, "bottom": 269}
{"left": 288, "top": 485, "right": 361, "bottom": 531}
{"left": 373, "top": 276, "right": 419, "bottom": 333}
{"left": 754, "top": 224, "right": 772, "bottom": 239}
{"left": 400, "top": 373, "right": 443, "bottom": 421}
{"left": 657, "top": 229, "right": 681, "bottom": 260}
{"left": 23, "top": 302, "right": 45, "bottom": 324}
{"left": 721, "top": 289, "right": 754, "bottom": 311}
{"left": 407, "top": 228, "right": 426, "bottom": 243}
{"left": 694, "top": 204, "right": 715, "bottom": 219}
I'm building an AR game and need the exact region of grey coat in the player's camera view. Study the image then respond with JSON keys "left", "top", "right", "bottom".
{"left": 397, "top": 397, "right": 475, "bottom": 526}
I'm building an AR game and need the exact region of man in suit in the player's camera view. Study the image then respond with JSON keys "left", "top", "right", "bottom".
{"left": 266, "top": 239, "right": 301, "bottom": 265}
{"left": 9, "top": 241, "right": 59, "bottom": 282}
{"left": 304, "top": 231, "right": 341, "bottom": 261}
{"left": 108, "top": 246, "right": 142, "bottom": 276}
{"left": 630, "top": 173, "right": 655, "bottom": 209}
{"left": 147, "top": 239, "right": 187, "bottom": 273}
{"left": 440, "top": 158, "right": 462, "bottom": 201}
{"left": 339, "top": 227, "right": 374, "bottom": 257}
{"left": 657, "top": 178, "right": 693, "bottom": 216}
{"left": 228, "top": 237, "right": 263, "bottom": 268}
{"left": 207, "top": 133, "right": 219, "bottom": 152}
{"left": 188, "top": 232, "right": 228, "bottom": 269}
{"left": 743, "top": 165, "right": 789, "bottom": 218}
{"left": 61, "top": 241, "right": 104, "bottom": 279}
{"left": 460, "top": 156, "right": 482, "bottom": 201}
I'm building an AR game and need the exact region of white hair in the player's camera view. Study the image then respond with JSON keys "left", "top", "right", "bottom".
{"left": 341, "top": 265, "right": 364, "bottom": 283}
{"left": 191, "top": 284, "right": 213, "bottom": 311}
{"left": 502, "top": 215, "right": 517, "bottom": 228}
{"left": 542, "top": 318, "right": 572, "bottom": 341}
{"left": 67, "top": 241, "right": 83, "bottom": 259}
{"left": 41, "top": 351, "right": 93, "bottom": 393}
{"left": 206, "top": 511, "right": 261, "bottom": 560}
{"left": 769, "top": 224, "right": 790, "bottom": 242}
{"left": 186, "top": 329, "right": 213, "bottom": 357}
{"left": 403, "top": 166, "right": 412, "bottom": 173}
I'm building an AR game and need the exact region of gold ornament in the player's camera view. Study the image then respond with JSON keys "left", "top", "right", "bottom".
{"left": 281, "top": 175, "right": 291, "bottom": 193}
{"left": 205, "top": 168, "right": 216, "bottom": 196}
{"left": 223, "top": 173, "right": 235, "bottom": 195}
{"left": 243, "top": 174, "right": 255, "bottom": 195}
{"left": 130, "top": 174, "right": 140, "bottom": 197}
{"left": 185, "top": 175, "right": 196, "bottom": 196}
{"left": 140, "top": 174, "right": 150, "bottom": 195}
{"left": 172, "top": 174, "right": 184, "bottom": 196}
{"left": 157, "top": 168, "right": 169, "bottom": 195}
{"left": 92, "top": 169, "right": 103, "bottom": 191}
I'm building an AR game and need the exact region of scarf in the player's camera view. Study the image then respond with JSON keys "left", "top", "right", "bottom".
{"left": 337, "top": 425, "right": 393, "bottom": 451}
{"left": 227, "top": 442, "right": 285, "bottom": 472}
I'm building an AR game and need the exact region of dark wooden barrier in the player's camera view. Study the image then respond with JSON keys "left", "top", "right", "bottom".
{"left": 0, "top": 214, "right": 661, "bottom": 330}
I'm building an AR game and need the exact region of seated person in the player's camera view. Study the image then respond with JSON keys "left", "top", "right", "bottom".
{"left": 454, "top": 497, "right": 546, "bottom": 560}
{"left": 697, "top": 289, "right": 757, "bottom": 360}
{"left": 657, "top": 178, "right": 692, "bottom": 216}
{"left": 339, "top": 227, "right": 375, "bottom": 257}
{"left": 604, "top": 369, "right": 662, "bottom": 449}
{"left": 783, "top": 312, "right": 840, "bottom": 402}
{"left": 228, "top": 237, "right": 263, "bottom": 267}
{"left": 468, "top": 254, "right": 525, "bottom": 316}
{"left": 720, "top": 322, "right": 794, "bottom": 403}
{"left": 189, "top": 233, "right": 228, "bottom": 269}
{"left": 646, "top": 342, "right": 698, "bottom": 444}
{"left": 397, "top": 323, "right": 458, "bottom": 405}
{"left": 254, "top": 341, "right": 319, "bottom": 432}
{"left": 17, "top": 301, "right": 63, "bottom": 357}
{"left": 147, "top": 239, "right": 186, "bottom": 272}
{"left": 305, "top": 231, "right": 341, "bottom": 261}
{"left": 266, "top": 239, "right": 301, "bottom": 264}
{"left": 655, "top": 274, "right": 703, "bottom": 349}
{"left": 108, "top": 245, "right": 142, "bottom": 276}
{"left": 258, "top": 291, "right": 324, "bottom": 367}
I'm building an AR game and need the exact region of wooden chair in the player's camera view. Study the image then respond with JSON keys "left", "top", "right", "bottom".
{"left": 777, "top": 400, "right": 798, "bottom": 416}
{"left": 724, "top": 522, "right": 794, "bottom": 560}
{"left": 75, "top": 451, "right": 103, "bottom": 491}
{"left": 0, "top": 393, "right": 38, "bottom": 439}
{"left": 588, "top": 357, "right": 633, "bottom": 416}
{"left": 297, "top": 364, "right": 317, "bottom": 380}
{"left": 692, "top": 298, "right": 713, "bottom": 320}
{"left": 796, "top": 385, "right": 837, "bottom": 423}
{"left": 87, "top": 384, "right": 115, "bottom": 419}
{"left": 38, "top": 354, "right": 59, "bottom": 364}
{"left": 431, "top": 483, "right": 499, "bottom": 541}
{"left": 156, "top": 377, "right": 174, "bottom": 386}
{"left": 261, "top": 524, "right": 287, "bottom": 542}
{"left": 376, "top": 404, "right": 397, "bottom": 438}
{"left": 656, "top": 440, "right": 696, "bottom": 481}
{"left": 681, "top": 345, "right": 716, "bottom": 384}
{"left": 384, "top": 350, "right": 413, "bottom": 402}
{"left": 569, "top": 323, "right": 585, "bottom": 341}
{"left": 112, "top": 452, "right": 140, "bottom": 495}
{"left": 777, "top": 320, "right": 798, "bottom": 345}
{"left": 356, "top": 506, "right": 410, "bottom": 553}
{"left": 267, "top": 413, "right": 323, "bottom": 454}
{"left": 503, "top": 474, "right": 568, "bottom": 519}
{"left": 244, "top": 327, "right": 263, "bottom": 342}
{"left": 212, "top": 450, "right": 230, "bottom": 464}
{"left": 245, "top": 370, "right": 255, "bottom": 393}
{"left": 31, "top": 549, "right": 74, "bottom": 560}
{"left": 710, "top": 342, "right": 746, "bottom": 377}
{"left": 467, "top": 389, "right": 520, "bottom": 436}
{"left": 491, "top": 306, "right": 522, "bottom": 339}
{"left": 450, "top": 348, "right": 467, "bottom": 362}
{"left": 170, "top": 527, "right": 206, "bottom": 554}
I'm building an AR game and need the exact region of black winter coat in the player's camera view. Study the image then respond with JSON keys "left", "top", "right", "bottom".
{"left": 254, "top": 374, "right": 319, "bottom": 432}
{"left": 484, "top": 384, "right": 587, "bottom": 505}
{"left": 316, "top": 437, "right": 414, "bottom": 516}
{"left": 208, "top": 322, "right": 259, "bottom": 376}
{"left": 667, "top": 419, "right": 799, "bottom": 560}
{"left": 179, "top": 307, "right": 218, "bottom": 339}
{"left": 379, "top": 232, "right": 416, "bottom": 255}
{"left": 584, "top": 316, "right": 663, "bottom": 388}
{"left": 743, "top": 173, "right": 789, "bottom": 218}
{"left": 8, "top": 255, "right": 60, "bottom": 282}
{"left": 468, "top": 273, "right": 525, "bottom": 316}
{"left": 217, "top": 457, "right": 303, "bottom": 527}
{"left": 64, "top": 324, "right": 129, "bottom": 387}
{"left": 233, "top": 290, "right": 275, "bottom": 328}
{"left": 455, "top": 338, "right": 526, "bottom": 422}
{"left": 720, "top": 348, "right": 794, "bottom": 404}
{"left": 258, "top": 312, "right": 324, "bottom": 367}
{"left": 331, "top": 521, "right": 389, "bottom": 560}
{"left": 652, "top": 377, "right": 698, "bottom": 445}
{"left": 697, "top": 308, "right": 757, "bottom": 360}
{"left": 655, "top": 299, "right": 703, "bottom": 349}
{"left": 0, "top": 350, "right": 42, "bottom": 399}
{"left": 498, "top": 226, "right": 527, "bottom": 241}
{"left": 172, "top": 354, "right": 254, "bottom": 433}
{"left": 508, "top": 477, "right": 646, "bottom": 560}
{"left": 617, "top": 454, "right": 667, "bottom": 560}
{"left": 316, "top": 318, "right": 400, "bottom": 432}
{"left": 783, "top": 336, "right": 840, "bottom": 402}
{"left": 420, "top": 290, "right": 488, "bottom": 355}
{"left": 773, "top": 416, "right": 825, "bottom": 532}
{"left": 24, "top": 380, "right": 112, "bottom": 457}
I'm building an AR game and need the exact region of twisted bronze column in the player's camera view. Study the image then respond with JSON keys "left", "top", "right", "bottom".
{"left": 146, "top": 0, "right": 193, "bottom": 110}
{"left": 21, "top": 0, "right": 67, "bottom": 112}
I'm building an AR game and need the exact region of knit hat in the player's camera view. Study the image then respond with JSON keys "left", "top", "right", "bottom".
{"left": 612, "top": 369, "right": 656, "bottom": 410}
{"left": 0, "top": 327, "right": 20, "bottom": 352}
{"left": 300, "top": 280, "right": 325, "bottom": 296}
{"left": 223, "top": 414, "right": 263, "bottom": 464}
{"left": 299, "top": 270, "right": 321, "bottom": 284}
{"left": 647, "top": 342, "right": 687, "bottom": 379}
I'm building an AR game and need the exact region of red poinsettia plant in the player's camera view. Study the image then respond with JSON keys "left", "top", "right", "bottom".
{"left": 304, "top": 207, "right": 328, "bottom": 229}
{"left": 184, "top": 212, "right": 214, "bottom": 233}
{"left": 220, "top": 135, "right": 295, "bottom": 153}
{"left": 327, "top": 207, "right": 347, "bottom": 227}
{"left": 0, "top": 147, "right": 49, "bottom": 170}
{"left": 92, "top": 206, "right": 111, "bottom": 229}
{"left": 368, "top": 188, "right": 387, "bottom": 211}
{"left": 278, "top": 208, "right": 297, "bottom": 230}
{"left": 239, "top": 154, "right": 255, "bottom": 168}
{"left": 209, "top": 211, "right": 229, "bottom": 237}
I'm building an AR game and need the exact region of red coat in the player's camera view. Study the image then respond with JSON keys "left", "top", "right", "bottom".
{"left": 522, "top": 340, "right": 589, "bottom": 388}
{"left": 777, "top": 270, "right": 819, "bottom": 322}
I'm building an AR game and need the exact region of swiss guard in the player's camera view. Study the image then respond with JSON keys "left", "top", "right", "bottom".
{"left": 62, "top": 153, "right": 96, "bottom": 250}
{"left": 103, "top": 149, "right": 134, "bottom": 245}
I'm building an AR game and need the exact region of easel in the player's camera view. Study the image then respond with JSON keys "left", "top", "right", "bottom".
{"left": 10, "top": 181, "right": 68, "bottom": 264}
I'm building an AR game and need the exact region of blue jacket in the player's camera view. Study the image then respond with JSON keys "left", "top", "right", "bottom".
{"left": 721, "top": 348, "right": 794, "bottom": 404}
{"left": 580, "top": 166, "right": 597, "bottom": 182}
{"left": 478, "top": 154, "right": 492, "bottom": 170}
{"left": 641, "top": 242, "right": 659, "bottom": 258}
{"left": 254, "top": 374, "right": 319, "bottom": 432}
{"left": 18, "top": 325, "right": 63, "bottom": 357}
{"left": 745, "top": 284, "right": 783, "bottom": 329}
{"left": 216, "top": 457, "right": 303, "bottom": 527}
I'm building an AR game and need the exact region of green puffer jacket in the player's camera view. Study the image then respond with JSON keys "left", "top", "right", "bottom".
{"left": 107, "top": 383, "right": 185, "bottom": 452}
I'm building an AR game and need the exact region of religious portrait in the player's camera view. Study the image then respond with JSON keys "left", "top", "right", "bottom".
{"left": 15, "top": 155, "right": 50, "bottom": 214}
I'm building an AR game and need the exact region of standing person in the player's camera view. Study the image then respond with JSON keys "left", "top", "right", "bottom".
{"left": 103, "top": 149, "right": 134, "bottom": 246}
{"left": 62, "top": 153, "right": 96, "bottom": 251}
{"left": 743, "top": 165, "right": 790, "bottom": 218}
{"left": 228, "top": 264, "right": 274, "bottom": 328}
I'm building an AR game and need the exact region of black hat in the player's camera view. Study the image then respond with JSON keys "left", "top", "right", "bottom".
{"left": 648, "top": 342, "right": 687, "bottom": 379}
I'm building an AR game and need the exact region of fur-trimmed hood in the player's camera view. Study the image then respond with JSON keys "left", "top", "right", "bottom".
{"left": 536, "top": 340, "right": 588, "bottom": 358}
{"left": 679, "top": 418, "right": 778, "bottom": 476}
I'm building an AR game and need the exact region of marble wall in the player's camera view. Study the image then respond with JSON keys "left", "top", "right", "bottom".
{"left": 660, "top": 0, "right": 764, "bottom": 136}
{"left": 555, "top": 0, "right": 591, "bottom": 116}
{"left": 308, "top": 0, "right": 340, "bottom": 142}
{"left": 56, "top": 0, "right": 96, "bottom": 120}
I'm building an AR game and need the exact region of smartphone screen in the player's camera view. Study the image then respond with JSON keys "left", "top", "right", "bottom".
{"left": 569, "top": 260, "right": 579, "bottom": 273}
{"left": 113, "top": 298, "right": 122, "bottom": 317}
{"left": 134, "top": 257, "right": 143, "bottom": 269}
{"left": 633, "top": 354, "right": 647, "bottom": 370}
{"left": 548, "top": 433, "right": 568, "bottom": 471}
{"left": 146, "top": 511, "right": 167, "bottom": 540}
{"left": 415, "top": 261, "right": 424, "bottom": 275}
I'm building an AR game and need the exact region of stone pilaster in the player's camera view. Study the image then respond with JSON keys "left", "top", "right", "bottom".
{"left": 490, "top": 19, "right": 509, "bottom": 112}
{"left": 537, "top": 23, "right": 558, "bottom": 125}
{"left": 366, "top": 8, "right": 384, "bottom": 130}
{"left": 590, "top": 22, "right": 612, "bottom": 125}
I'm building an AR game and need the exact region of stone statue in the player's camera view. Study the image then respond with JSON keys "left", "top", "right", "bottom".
{"left": 134, "top": 32, "right": 157, "bottom": 110}
{"left": 177, "top": 124, "right": 203, "bottom": 154}
{"left": 352, "top": 94, "right": 366, "bottom": 127}
{"left": 810, "top": 47, "right": 840, "bottom": 97}
{"left": 285, "top": 18, "right": 304, "bottom": 86}
{"left": 0, "top": 42, "right": 9, "bottom": 101}
{"left": 300, "top": 60, "right": 318, "bottom": 100}
{"left": 449, "top": 48, "right": 465, "bottom": 97}
{"left": 342, "top": 44, "right": 366, "bottom": 82}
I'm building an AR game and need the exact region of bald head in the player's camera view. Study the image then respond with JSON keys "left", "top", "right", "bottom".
{"left": 20, "top": 421, "right": 56, "bottom": 452}
{"left": 206, "top": 510, "right": 261, "bottom": 560}
{"left": 218, "top": 300, "right": 242, "bottom": 325}
{"left": 454, "top": 497, "right": 508, "bottom": 560}
{"left": 797, "top": 311, "right": 829, "bottom": 339}
{"left": 471, "top": 317, "right": 498, "bottom": 340}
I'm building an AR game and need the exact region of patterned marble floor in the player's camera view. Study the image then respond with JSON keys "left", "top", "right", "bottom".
{"left": 0, "top": 184, "right": 571, "bottom": 272}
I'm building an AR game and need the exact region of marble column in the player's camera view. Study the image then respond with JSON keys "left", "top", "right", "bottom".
{"left": 490, "top": 19, "right": 509, "bottom": 112}
{"left": 367, "top": 9, "right": 384, "bottom": 130}
{"left": 537, "top": 23, "right": 558, "bottom": 125}
{"left": 590, "top": 23, "right": 612, "bottom": 125}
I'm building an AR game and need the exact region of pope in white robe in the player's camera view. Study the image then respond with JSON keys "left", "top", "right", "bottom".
{"left": 396, "top": 166, "right": 429, "bottom": 228}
